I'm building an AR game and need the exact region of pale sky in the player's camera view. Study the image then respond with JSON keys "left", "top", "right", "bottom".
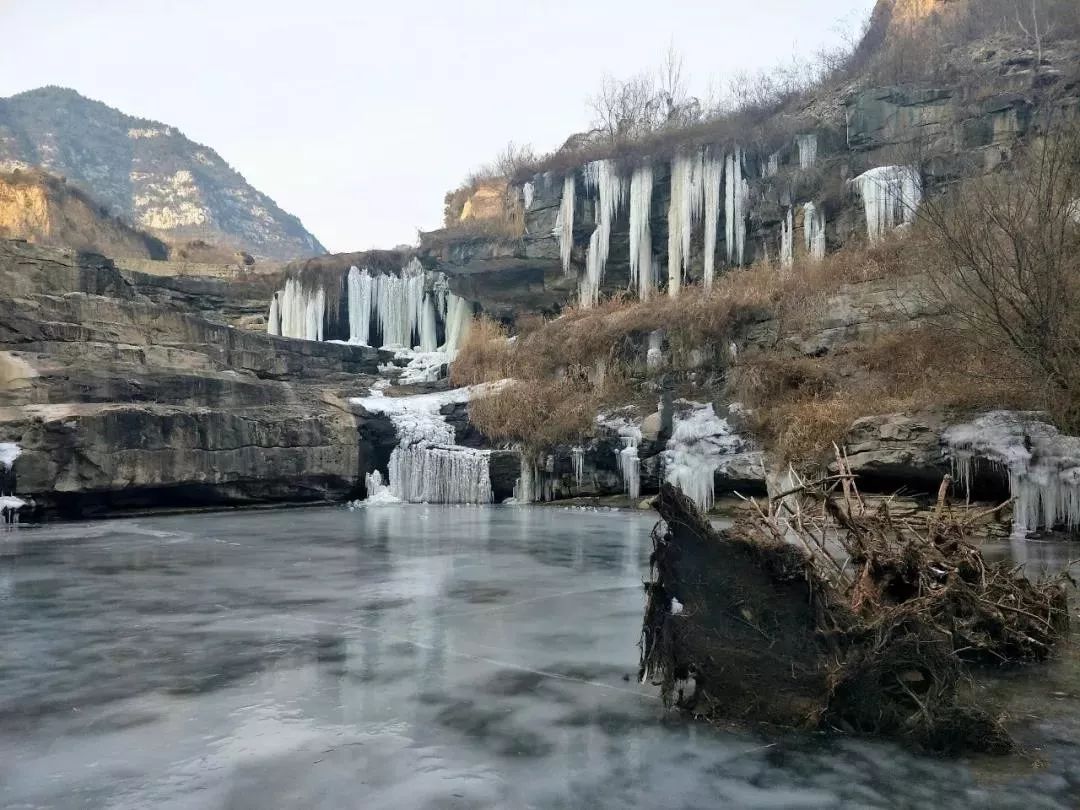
{"left": 0, "top": 0, "right": 875, "bottom": 253}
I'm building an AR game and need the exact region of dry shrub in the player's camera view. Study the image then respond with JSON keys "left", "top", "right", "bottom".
{"left": 449, "top": 315, "right": 515, "bottom": 386}
{"left": 736, "top": 326, "right": 1036, "bottom": 466}
{"left": 468, "top": 379, "right": 598, "bottom": 451}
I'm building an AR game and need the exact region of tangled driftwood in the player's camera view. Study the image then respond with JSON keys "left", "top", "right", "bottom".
{"left": 640, "top": 460, "right": 1071, "bottom": 754}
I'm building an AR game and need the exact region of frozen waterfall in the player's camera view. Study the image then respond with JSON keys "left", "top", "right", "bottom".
{"left": 803, "top": 202, "right": 827, "bottom": 261}
{"left": 556, "top": 173, "right": 576, "bottom": 275}
{"left": 353, "top": 387, "right": 493, "bottom": 505}
{"left": 667, "top": 151, "right": 704, "bottom": 298}
{"left": 0, "top": 442, "right": 24, "bottom": 524}
{"left": 277, "top": 278, "right": 326, "bottom": 342}
{"left": 580, "top": 160, "right": 626, "bottom": 309}
{"left": 797, "top": 134, "right": 818, "bottom": 170}
{"left": 851, "top": 165, "right": 923, "bottom": 243}
{"left": 628, "top": 164, "right": 655, "bottom": 301}
{"left": 944, "top": 411, "right": 1080, "bottom": 536}
{"left": 663, "top": 403, "right": 761, "bottom": 512}
{"left": 780, "top": 207, "right": 794, "bottom": 270}
{"left": 725, "top": 150, "right": 749, "bottom": 267}
{"left": 702, "top": 154, "right": 723, "bottom": 289}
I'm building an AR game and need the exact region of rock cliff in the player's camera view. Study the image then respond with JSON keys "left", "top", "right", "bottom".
{"left": 0, "top": 87, "right": 325, "bottom": 260}
{"left": 0, "top": 239, "right": 380, "bottom": 517}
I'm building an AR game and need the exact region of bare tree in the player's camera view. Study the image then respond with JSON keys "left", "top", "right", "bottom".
{"left": 920, "top": 121, "right": 1080, "bottom": 425}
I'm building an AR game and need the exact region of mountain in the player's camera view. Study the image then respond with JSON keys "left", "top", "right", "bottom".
{"left": 0, "top": 87, "right": 325, "bottom": 260}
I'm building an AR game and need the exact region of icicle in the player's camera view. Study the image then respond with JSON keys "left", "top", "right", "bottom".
{"left": 579, "top": 160, "right": 626, "bottom": 309}
{"left": 571, "top": 447, "right": 585, "bottom": 487}
{"left": 803, "top": 202, "right": 826, "bottom": 261}
{"left": 347, "top": 266, "right": 373, "bottom": 345}
{"left": 702, "top": 154, "right": 723, "bottom": 289}
{"left": 667, "top": 150, "right": 704, "bottom": 298}
{"left": 419, "top": 295, "right": 438, "bottom": 352}
{"left": 725, "top": 150, "right": 750, "bottom": 267}
{"left": 797, "top": 134, "right": 818, "bottom": 170}
{"left": 850, "top": 166, "right": 923, "bottom": 244}
{"left": 267, "top": 292, "right": 281, "bottom": 336}
{"left": 375, "top": 257, "right": 427, "bottom": 348}
{"left": 628, "top": 163, "right": 654, "bottom": 301}
{"left": 780, "top": 207, "right": 794, "bottom": 270}
{"left": 555, "top": 173, "right": 576, "bottom": 275}
{"left": 514, "top": 455, "right": 542, "bottom": 504}
{"left": 522, "top": 182, "right": 535, "bottom": 211}
{"left": 441, "top": 294, "right": 473, "bottom": 357}
{"left": 617, "top": 436, "right": 641, "bottom": 500}
{"left": 1, "top": 442, "right": 24, "bottom": 525}
{"left": 764, "top": 152, "right": 780, "bottom": 178}
{"left": 944, "top": 411, "right": 1080, "bottom": 536}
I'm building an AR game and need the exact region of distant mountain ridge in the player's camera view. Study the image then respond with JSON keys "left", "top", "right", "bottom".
{"left": 0, "top": 87, "right": 325, "bottom": 260}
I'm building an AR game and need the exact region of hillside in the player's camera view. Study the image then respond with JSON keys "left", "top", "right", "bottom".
{"left": 0, "top": 168, "right": 168, "bottom": 259}
{"left": 0, "top": 87, "right": 325, "bottom": 260}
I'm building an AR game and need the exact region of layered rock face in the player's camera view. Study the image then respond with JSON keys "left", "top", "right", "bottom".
{"left": 0, "top": 87, "right": 325, "bottom": 260}
{"left": 417, "top": 35, "right": 1077, "bottom": 319}
{"left": 0, "top": 239, "right": 382, "bottom": 517}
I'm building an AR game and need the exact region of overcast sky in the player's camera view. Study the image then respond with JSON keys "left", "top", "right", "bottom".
{"left": 0, "top": 0, "right": 875, "bottom": 253}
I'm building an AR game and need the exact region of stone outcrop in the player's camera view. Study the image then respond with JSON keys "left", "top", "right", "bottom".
{"left": 0, "top": 87, "right": 325, "bottom": 260}
{"left": 0, "top": 169, "right": 168, "bottom": 260}
{"left": 0, "top": 239, "right": 384, "bottom": 518}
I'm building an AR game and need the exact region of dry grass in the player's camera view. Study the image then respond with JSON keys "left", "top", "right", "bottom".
{"left": 456, "top": 242, "right": 914, "bottom": 449}
{"left": 735, "top": 327, "right": 1037, "bottom": 466}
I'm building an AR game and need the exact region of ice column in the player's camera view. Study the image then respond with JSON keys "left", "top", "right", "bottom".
{"left": 803, "top": 202, "right": 827, "bottom": 261}
{"left": 667, "top": 150, "right": 704, "bottom": 298}
{"left": 702, "top": 154, "right": 724, "bottom": 289}
{"left": 797, "top": 134, "right": 818, "bottom": 170}
{"left": 580, "top": 160, "right": 626, "bottom": 308}
{"left": 555, "top": 173, "right": 576, "bottom": 275}
{"left": 725, "top": 150, "right": 750, "bottom": 267}
{"left": 851, "top": 166, "right": 923, "bottom": 243}
{"left": 780, "top": 207, "right": 794, "bottom": 269}
{"left": 629, "top": 163, "right": 655, "bottom": 301}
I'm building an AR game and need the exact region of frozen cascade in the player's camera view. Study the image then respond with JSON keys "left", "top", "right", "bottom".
{"left": 667, "top": 151, "right": 704, "bottom": 298}
{"left": 725, "top": 150, "right": 750, "bottom": 267}
{"left": 352, "top": 387, "right": 493, "bottom": 504}
{"left": 360, "top": 469, "right": 401, "bottom": 506}
{"left": 555, "top": 173, "right": 576, "bottom": 275}
{"left": 522, "top": 182, "right": 535, "bottom": 212}
{"left": 663, "top": 403, "right": 761, "bottom": 512}
{"left": 278, "top": 278, "right": 326, "bottom": 341}
{"left": 617, "top": 434, "right": 642, "bottom": 500}
{"left": 267, "top": 293, "right": 281, "bottom": 336}
{"left": 628, "top": 164, "right": 654, "bottom": 301}
{"left": 944, "top": 411, "right": 1080, "bottom": 535}
{"left": 804, "top": 202, "right": 827, "bottom": 261}
{"left": 580, "top": 160, "right": 627, "bottom": 308}
{"left": 376, "top": 257, "right": 427, "bottom": 348}
{"left": 513, "top": 455, "right": 552, "bottom": 504}
{"left": 442, "top": 294, "right": 474, "bottom": 356}
{"left": 420, "top": 297, "right": 438, "bottom": 353}
{"left": 851, "top": 165, "right": 923, "bottom": 243}
{"left": 702, "top": 154, "right": 724, "bottom": 289}
{"left": 797, "top": 134, "right": 818, "bottom": 170}
{"left": 571, "top": 447, "right": 585, "bottom": 486}
{"left": 1, "top": 442, "right": 24, "bottom": 524}
{"left": 347, "top": 266, "right": 374, "bottom": 345}
{"left": 780, "top": 207, "right": 794, "bottom": 269}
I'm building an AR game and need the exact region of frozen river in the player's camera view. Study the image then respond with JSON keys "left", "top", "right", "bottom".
{"left": 1, "top": 505, "right": 1078, "bottom": 809}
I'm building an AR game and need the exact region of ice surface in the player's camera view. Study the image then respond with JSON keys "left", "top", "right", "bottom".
{"left": 851, "top": 165, "right": 922, "bottom": 243}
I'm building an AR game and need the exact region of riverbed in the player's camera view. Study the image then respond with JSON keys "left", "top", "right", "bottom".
{"left": 1, "top": 506, "right": 1078, "bottom": 809}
